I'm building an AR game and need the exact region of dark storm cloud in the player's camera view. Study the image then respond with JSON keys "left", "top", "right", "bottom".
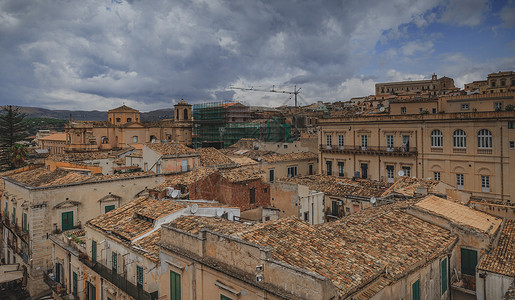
{"left": 2, "top": 0, "right": 499, "bottom": 110}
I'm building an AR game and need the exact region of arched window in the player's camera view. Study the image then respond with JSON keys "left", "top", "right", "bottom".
{"left": 453, "top": 130, "right": 466, "bottom": 148}
{"left": 477, "top": 129, "right": 492, "bottom": 148}
{"left": 176, "top": 109, "right": 179, "bottom": 120}
{"left": 431, "top": 130, "right": 443, "bottom": 147}
{"left": 184, "top": 108, "right": 188, "bottom": 120}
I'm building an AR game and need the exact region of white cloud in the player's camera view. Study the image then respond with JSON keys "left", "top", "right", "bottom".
{"left": 385, "top": 69, "right": 427, "bottom": 82}
{"left": 401, "top": 40, "right": 435, "bottom": 56}
{"left": 439, "top": 0, "right": 489, "bottom": 26}
{"left": 500, "top": 1, "right": 515, "bottom": 27}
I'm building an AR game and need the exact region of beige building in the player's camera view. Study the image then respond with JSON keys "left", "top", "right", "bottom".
{"left": 142, "top": 142, "right": 200, "bottom": 174}
{"left": 376, "top": 74, "right": 456, "bottom": 97}
{"left": 47, "top": 197, "right": 239, "bottom": 300}
{"left": 1, "top": 167, "right": 163, "bottom": 297}
{"left": 38, "top": 133, "right": 67, "bottom": 155}
{"left": 319, "top": 109, "right": 515, "bottom": 203}
{"left": 65, "top": 101, "right": 193, "bottom": 152}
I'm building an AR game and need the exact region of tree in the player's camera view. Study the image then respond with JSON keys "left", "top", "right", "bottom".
{"left": 0, "top": 106, "right": 28, "bottom": 169}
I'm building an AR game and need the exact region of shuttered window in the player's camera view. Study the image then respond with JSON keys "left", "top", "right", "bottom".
{"left": 412, "top": 279, "right": 420, "bottom": 300}
{"left": 137, "top": 265, "right": 144, "bottom": 288}
{"left": 461, "top": 248, "right": 477, "bottom": 276}
{"left": 112, "top": 252, "right": 117, "bottom": 274}
{"left": 105, "top": 205, "right": 115, "bottom": 213}
{"left": 170, "top": 270, "right": 181, "bottom": 300}
{"left": 62, "top": 211, "right": 73, "bottom": 231}
{"left": 92, "top": 240, "right": 97, "bottom": 263}
{"left": 441, "top": 258, "right": 448, "bottom": 294}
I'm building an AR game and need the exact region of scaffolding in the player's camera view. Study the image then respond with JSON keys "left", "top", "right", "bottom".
{"left": 193, "top": 101, "right": 292, "bottom": 148}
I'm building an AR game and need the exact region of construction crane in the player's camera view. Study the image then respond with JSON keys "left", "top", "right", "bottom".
{"left": 230, "top": 85, "right": 301, "bottom": 139}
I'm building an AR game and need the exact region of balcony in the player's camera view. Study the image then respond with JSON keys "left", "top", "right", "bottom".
{"left": 79, "top": 257, "right": 157, "bottom": 300}
{"left": 477, "top": 148, "right": 492, "bottom": 154}
{"left": 43, "top": 272, "right": 71, "bottom": 299}
{"left": 321, "top": 145, "right": 417, "bottom": 156}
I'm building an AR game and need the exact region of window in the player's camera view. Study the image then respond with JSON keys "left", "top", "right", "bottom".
{"left": 412, "top": 279, "right": 420, "bottom": 300}
{"left": 491, "top": 80, "right": 496, "bottom": 87}
{"left": 361, "top": 135, "right": 368, "bottom": 149}
{"left": 331, "top": 201, "right": 338, "bottom": 216}
{"left": 441, "top": 258, "right": 448, "bottom": 294}
{"left": 12, "top": 206, "right": 15, "bottom": 224}
{"left": 338, "top": 135, "right": 344, "bottom": 149}
{"left": 494, "top": 102, "right": 503, "bottom": 110}
{"left": 461, "top": 103, "right": 469, "bottom": 110}
{"left": 249, "top": 187, "right": 256, "bottom": 204}
{"left": 461, "top": 248, "right": 477, "bottom": 276}
{"left": 386, "top": 166, "right": 394, "bottom": 183}
{"left": 269, "top": 169, "right": 275, "bottom": 182}
{"left": 22, "top": 213, "right": 27, "bottom": 232}
{"left": 338, "top": 162, "right": 344, "bottom": 177}
{"left": 62, "top": 211, "right": 74, "bottom": 231}
{"left": 92, "top": 240, "right": 97, "bottom": 263}
{"left": 453, "top": 130, "right": 466, "bottom": 148}
{"left": 431, "top": 130, "right": 443, "bottom": 147}
{"left": 137, "top": 265, "right": 143, "bottom": 288}
{"left": 481, "top": 175, "right": 490, "bottom": 192}
{"left": 116, "top": 118, "right": 121, "bottom": 122}
{"left": 55, "top": 262, "right": 62, "bottom": 284}
{"left": 361, "top": 163, "right": 368, "bottom": 179}
{"left": 401, "top": 107, "right": 407, "bottom": 114}
{"left": 105, "top": 205, "right": 115, "bottom": 214}
{"left": 132, "top": 136, "right": 138, "bottom": 143}
{"left": 326, "top": 135, "right": 332, "bottom": 148}
{"left": 432, "top": 108, "right": 437, "bottom": 114}
{"left": 184, "top": 108, "right": 188, "bottom": 120}
{"left": 509, "top": 121, "right": 515, "bottom": 129}
{"left": 402, "top": 166, "right": 411, "bottom": 177}
{"left": 112, "top": 252, "right": 117, "bottom": 274}
{"left": 434, "top": 172, "right": 441, "bottom": 181}
{"left": 326, "top": 161, "right": 332, "bottom": 176}
{"left": 73, "top": 272, "right": 78, "bottom": 296}
{"left": 287, "top": 166, "right": 297, "bottom": 178}
{"left": 221, "top": 295, "right": 232, "bottom": 300}
{"left": 308, "top": 164, "right": 313, "bottom": 175}
{"left": 477, "top": 129, "right": 492, "bottom": 148}
{"left": 170, "top": 270, "right": 181, "bottom": 300}
{"left": 419, "top": 108, "right": 423, "bottom": 113}
{"left": 127, "top": 118, "right": 132, "bottom": 122}
{"left": 304, "top": 211, "right": 309, "bottom": 222}
{"left": 156, "top": 162, "right": 161, "bottom": 174}
{"left": 386, "top": 135, "right": 394, "bottom": 150}
{"left": 456, "top": 174, "right": 464, "bottom": 190}
{"left": 144, "top": 162, "right": 148, "bottom": 171}
{"left": 510, "top": 141, "right": 514, "bottom": 149}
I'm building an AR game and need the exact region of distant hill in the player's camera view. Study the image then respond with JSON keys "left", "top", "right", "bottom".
{"left": 11, "top": 106, "right": 174, "bottom": 121}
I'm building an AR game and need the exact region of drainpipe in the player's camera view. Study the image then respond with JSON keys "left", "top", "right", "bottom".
{"left": 479, "top": 272, "right": 487, "bottom": 300}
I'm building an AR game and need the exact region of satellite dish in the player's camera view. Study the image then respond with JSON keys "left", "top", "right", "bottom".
{"left": 190, "top": 204, "right": 198, "bottom": 214}
{"left": 370, "top": 197, "right": 376, "bottom": 204}
{"left": 171, "top": 190, "right": 179, "bottom": 198}
{"left": 216, "top": 207, "right": 224, "bottom": 217}
{"left": 398, "top": 170, "right": 405, "bottom": 177}
{"left": 257, "top": 157, "right": 262, "bottom": 162}
{"left": 166, "top": 187, "right": 174, "bottom": 197}
{"left": 380, "top": 107, "right": 385, "bottom": 112}
{"left": 227, "top": 211, "right": 234, "bottom": 220}
{"left": 254, "top": 145, "right": 259, "bottom": 150}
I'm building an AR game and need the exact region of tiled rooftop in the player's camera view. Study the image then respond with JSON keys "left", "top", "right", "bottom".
{"left": 38, "top": 133, "right": 67, "bottom": 141}
{"left": 108, "top": 105, "right": 139, "bottom": 112}
{"left": 145, "top": 142, "right": 197, "bottom": 156}
{"left": 81, "top": 171, "right": 155, "bottom": 183}
{"left": 414, "top": 195, "right": 502, "bottom": 235}
{"left": 478, "top": 220, "right": 515, "bottom": 276}
{"left": 166, "top": 205, "right": 456, "bottom": 298}
{"left": 260, "top": 152, "right": 317, "bottom": 163}
{"left": 47, "top": 151, "right": 112, "bottom": 162}
{"left": 219, "top": 166, "right": 264, "bottom": 183}
{"left": 381, "top": 176, "right": 441, "bottom": 197}
{"left": 278, "top": 175, "right": 389, "bottom": 198}
{"left": 196, "top": 147, "right": 235, "bottom": 167}
{"left": 152, "top": 167, "right": 217, "bottom": 191}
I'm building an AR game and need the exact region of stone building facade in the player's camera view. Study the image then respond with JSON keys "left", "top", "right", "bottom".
{"left": 375, "top": 74, "right": 456, "bottom": 97}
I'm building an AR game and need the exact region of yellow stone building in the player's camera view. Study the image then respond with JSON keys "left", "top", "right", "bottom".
{"left": 319, "top": 92, "right": 515, "bottom": 203}
{"left": 65, "top": 100, "right": 193, "bottom": 152}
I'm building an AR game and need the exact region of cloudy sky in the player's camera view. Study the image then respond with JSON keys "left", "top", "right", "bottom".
{"left": 1, "top": 0, "right": 514, "bottom": 111}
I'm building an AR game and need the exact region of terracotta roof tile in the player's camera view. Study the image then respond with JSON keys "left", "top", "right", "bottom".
{"left": 220, "top": 166, "right": 264, "bottom": 183}
{"left": 381, "top": 176, "right": 440, "bottom": 197}
{"left": 414, "top": 195, "right": 502, "bottom": 235}
{"left": 152, "top": 167, "right": 217, "bottom": 191}
{"left": 108, "top": 105, "right": 139, "bottom": 112}
{"left": 278, "top": 175, "right": 389, "bottom": 198}
{"left": 146, "top": 142, "right": 197, "bottom": 156}
{"left": 260, "top": 152, "right": 317, "bottom": 163}
{"left": 47, "top": 151, "right": 112, "bottom": 162}
{"left": 7, "top": 167, "right": 89, "bottom": 187}
{"left": 478, "top": 220, "right": 515, "bottom": 276}
{"left": 38, "top": 133, "right": 67, "bottom": 141}
{"left": 196, "top": 147, "right": 235, "bottom": 167}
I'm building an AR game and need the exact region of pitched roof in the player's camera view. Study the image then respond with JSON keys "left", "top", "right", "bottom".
{"left": 167, "top": 204, "right": 456, "bottom": 298}
{"left": 38, "top": 133, "right": 67, "bottom": 141}
{"left": 260, "top": 152, "right": 317, "bottom": 163}
{"left": 278, "top": 175, "right": 389, "bottom": 198}
{"left": 478, "top": 220, "right": 515, "bottom": 276}
{"left": 7, "top": 167, "right": 89, "bottom": 187}
{"left": 196, "top": 147, "right": 235, "bottom": 167}
{"left": 414, "top": 195, "right": 502, "bottom": 235}
{"left": 145, "top": 142, "right": 197, "bottom": 156}
{"left": 108, "top": 105, "right": 139, "bottom": 113}
{"left": 47, "top": 151, "right": 112, "bottom": 162}
{"left": 381, "top": 176, "right": 442, "bottom": 197}
{"left": 152, "top": 167, "right": 217, "bottom": 191}
{"left": 219, "top": 166, "right": 264, "bottom": 183}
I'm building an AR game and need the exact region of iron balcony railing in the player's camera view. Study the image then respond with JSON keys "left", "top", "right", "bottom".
{"left": 321, "top": 145, "right": 417, "bottom": 155}
{"left": 79, "top": 256, "right": 157, "bottom": 300}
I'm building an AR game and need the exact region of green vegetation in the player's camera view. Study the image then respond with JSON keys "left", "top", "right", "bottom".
{"left": 23, "top": 117, "right": 68, "bottom": 135}
{"left": 0, "top": 106, "right": 28, "bottom": 170}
